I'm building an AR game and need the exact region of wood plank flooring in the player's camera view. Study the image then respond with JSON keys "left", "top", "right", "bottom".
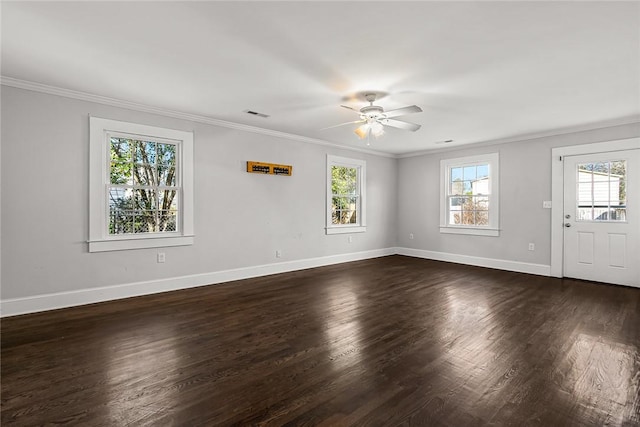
{"left": 2, "top": 255, "right": 639, "bottom": 426}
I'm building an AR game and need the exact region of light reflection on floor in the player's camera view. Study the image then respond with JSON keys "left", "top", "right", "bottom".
{"left": 555, "top": 333, "right": 636, "bottom": 424}
{"left": 322, "top": 281, "right": 363, "bottom": 371}
{"left": 441, "top": 286, "right": 496, "bottom": 366}
{"left": 104, "top": 322, "right": 181, "bottom": 424}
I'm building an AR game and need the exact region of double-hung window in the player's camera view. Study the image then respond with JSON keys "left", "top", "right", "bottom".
{"left": 326, "top": 155, "right": 366, "bottom": 234}
{"left": 440, "top": 153, "right": 499, "bottom": 236}
{"left": 89, "top": 117, "right": 194, "bottom": 252}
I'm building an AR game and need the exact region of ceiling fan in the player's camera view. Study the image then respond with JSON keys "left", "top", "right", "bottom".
{"left": 326, "top": 93, "right": 423, "bottom": 140}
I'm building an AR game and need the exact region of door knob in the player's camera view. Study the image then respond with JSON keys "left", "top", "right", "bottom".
{"left": 564, "top": 223, "right": 571, "bottom": 227}
{"left": 565, "top": 214, "right": 571, "bottom": 219}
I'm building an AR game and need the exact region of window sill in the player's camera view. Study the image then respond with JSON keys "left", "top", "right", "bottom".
{"left": 439, "top": 226, "right": 499, "bottom": 237}
{"left": 326, "top": 226, "right": 367, "bottom": 235}
{"left": 89, "top": 235, "right": 194, "bottom": 252}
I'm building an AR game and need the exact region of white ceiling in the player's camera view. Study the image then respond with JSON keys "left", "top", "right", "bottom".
{"left": 2, "top": 1, "right": 639, "bottom": 155}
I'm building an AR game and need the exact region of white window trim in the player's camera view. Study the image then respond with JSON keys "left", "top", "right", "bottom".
{"left": 89, "top": 117, "right": 194, "bottom": 252}
{"left": 326, "top": 155, "right": 366, "bottom": 234}
{"left": 440, "top": 152, "right": 500, "bottom": 237}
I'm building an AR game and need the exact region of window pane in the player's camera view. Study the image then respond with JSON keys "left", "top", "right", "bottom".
{"left": 577, "top": 208, "right": 593, "bottom": 221}
{"left": 333, "top": 210, "right": 354, "bottom": 225}
{"left": 577, "top": 182, "right": 593, "bottom": 203}
{"left": 471, "top": 178, "right": 489, "bottom": 195}
{"left": 135, "top": 141, "right": 157, "bottom": 164}
{"left": 443, "top": 155, "right": 497, "bottom": 230}
{"left": 450, "top": 196, "right": 466, "bottom": 207}
{"left": 579, "top": 163, "right": 595, "bottom": 173}
{"left": 159, "top": 211, "right": 177, "bottom": 232}
{"left": 592, "top": 181, "right": 609, "bottom": 200}
{"left": 594, "top": 162, "right": 608, "bottom": 174}
{"left": 613, "top": 208, "right": 626, "bottom": 221}
{"left": 616, "top": 180, "right": 626, "bottom": 203}
{"left": 476, "top": 164, "right": 489, "bottom": 179}
{"left": 110, "top": 138, "right": 132, "bottom": 163}
{"left": 451, "top": 211, "right": 461, "bottom": 224}
{"left": 476, "top": 210, "right": 489, "bottom": 225}
{"left": 576, "top": 160, "right": 626, "bottom": 222}
{"left": 108, "top": 187, "right": 133, "bottom": 209}
{"left": 332, "top": 166, "right": 357, "bottom": 195}
{"left": 109, "top": 213, "right": 134, "bottom": 235}
{"left": 134, "top": 212, "right": 156, "bottom": 233}
{"left": 157, "top": 143, "right": 176, "bottom": 165}
{"left": 593, "top": 208, "right": 609, "bottom": 221}
{"left": 461, "top": 210, "right": 475, "bottom": 225}
{"left": 463, "top": 166, "right": 476, "bottom": 181}
{"left": 330, "top": 164, "right": 360, "bottom": 226}
{"left": 159, "top": 190, "right": 178, "bottom": 211}
{"left": 450, "top": 167, "right": 463, "bottom": 182}
{"left": 450, "top": 180, "right": 464, "bottom": 195}
{"left": 335, "top": 210, "right": 355, "bottom": 224}
{"left": 158, "top": 165, "right": 176, "bottom": 186}
{"left": 110, "top": 162, "right": 132, "bottom": 185}
{"left": 348, "top": 197, "right": 358, "bottom": 209}
{"left": 134, "top": 189, "right": 157, "bottom": 210}
{"left": 134, "top": 164, "right": 156, "bottom": 186}
{"left": 474, "top": 196, "right": 489, "bottom": 211}
{"left": 578, "top": 168, "right": 593, "bottom": 182}
{"left": 331, "top": 195, "right": 358, "bottom": 225}
{"left": 327, "top": 157, "right": 366, "bottom": 232}
{"left": 449, "top": 196, "right": 468, "bottom": 224}
{"left": 611, "top": 160, "right": 626, "bottom": 202}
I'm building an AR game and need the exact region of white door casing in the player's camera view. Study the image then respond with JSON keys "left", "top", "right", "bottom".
{"left": 562, "top": 149, "right": 639, "bottom": 287}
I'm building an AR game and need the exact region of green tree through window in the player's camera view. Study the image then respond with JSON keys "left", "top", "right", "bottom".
{"left": 109, "top": 137, "right": 178, "bottom": 234}
{"left": 331, "top": 165, "right": 358, "bottom": 224}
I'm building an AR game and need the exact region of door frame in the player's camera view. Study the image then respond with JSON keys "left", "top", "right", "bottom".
{"left": 550, "top": 137, "right": 640, "bottom": 277}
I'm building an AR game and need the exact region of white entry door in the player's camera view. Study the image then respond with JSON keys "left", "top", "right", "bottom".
{"left": 563, "top": 149, "right": 639, "bottom": 287}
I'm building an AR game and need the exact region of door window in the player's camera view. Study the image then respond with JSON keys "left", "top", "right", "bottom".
{"left": 576, "top": 160, "right": 626, "bottom": 222}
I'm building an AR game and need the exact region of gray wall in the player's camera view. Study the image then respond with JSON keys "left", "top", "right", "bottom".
{"left": 1, "top": 86, "right": 398, "bottom": 300}
{"left": 397, "top": 123, "right": 640, "bottom": 265}
{"left": 2, "top": 85, "right": 638, "bottom": 303}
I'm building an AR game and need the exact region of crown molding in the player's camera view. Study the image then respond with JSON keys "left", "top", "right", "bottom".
{"left": 0, "top": 76, "right": 396, "bottom": 159}
{"left": 397, "top": 116, "right": 640, "bottom": 158}
{"left": 4, "top": 76, "right": 637, "bottom": 160}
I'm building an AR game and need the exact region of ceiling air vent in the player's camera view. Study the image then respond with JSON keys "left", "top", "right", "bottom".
{"left": 244, "top": 110, "right": 270, "bottom": 118}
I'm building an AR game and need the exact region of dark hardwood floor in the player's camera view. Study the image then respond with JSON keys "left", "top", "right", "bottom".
{"left": 2, "top": 255, "right": 639, "bottom": 426}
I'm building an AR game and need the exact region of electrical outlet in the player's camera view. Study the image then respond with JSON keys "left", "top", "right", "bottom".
{"left": 543, "top": 201, "right": 552, "bottom": 209}
{"left": 157, "top": 252, "right": 166, "bottom": 263}
{"left": 528, "top": 243, "right": 535, "bottom": 251}
{"left": 348, "top": 236, "right": 353, "bottom": 243}
{"left": 276, "top": 250, "right": 282, "bottom": 258}
{"left": 409, "top": 233, "right": 414, "bottom": 240}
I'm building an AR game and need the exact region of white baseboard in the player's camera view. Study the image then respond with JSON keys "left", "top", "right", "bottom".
{"left": 1, "top": 247, "right": 551, "bottom": 317}
{"left": 0, "top": 248, "right": 395, "bottom": 317}
{"left": 396, "top": 247, "right": 551, "bottom": 276}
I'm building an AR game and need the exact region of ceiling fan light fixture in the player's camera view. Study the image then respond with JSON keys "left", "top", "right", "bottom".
{"left": 354, "top": 124, "right": 369, "bottom": 139}
{"left": 370, "top": 121, "right": 384, "bottom": 137}
{"left": 336, "top": 92, "right": 422, "bottom": 143}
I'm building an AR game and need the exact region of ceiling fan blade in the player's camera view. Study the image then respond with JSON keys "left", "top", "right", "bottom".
{"left": 381, "top": 118, "right": 421, "bottom": 132}
{"left": 320, "top": 120, "right": 365, "bottom": 130}
{"left": 383, "top": 105, "right": 422, "bottom": 118}
{"left": 341, "top": 105, "right": 362, "bottom": 113}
